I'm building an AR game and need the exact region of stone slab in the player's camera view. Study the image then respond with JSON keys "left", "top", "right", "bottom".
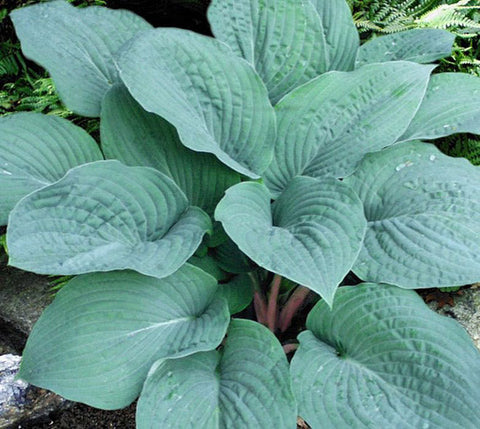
{"left": 0, "top": 264, "right": 53, "bottom": 343}
{"left": 0, "top": 354, "right": 68, "bottom": 429}
{"left": 430, "top": 284, "right": 480, "bottom": 351}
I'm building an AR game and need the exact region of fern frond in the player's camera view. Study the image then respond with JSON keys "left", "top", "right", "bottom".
{"left": 350, "top": 0, "right": 480, "bottom": 36}
{"left": 0, "top": 42, "right": 26, "bottom": 78}
{"left": 436, "top": 134, "right": 480, "bottom": 166}
{"left": 416, "top": 1, "right": 480, "bottom": 30}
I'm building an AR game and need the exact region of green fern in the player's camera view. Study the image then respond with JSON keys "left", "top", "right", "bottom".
{"left": 0, "top": 42, "right": 25, "bottom": 77}
{"left": 0, "top": 233, "right": 7, "bottom": 255}
{"left": 348, "top": 0, "right": 480, "bottom": 35}
{"left": 416, "top": 1, "right": 480, "bottom": 33}
{"left": 436, "top": 134, "right": 480, "bottom": 166}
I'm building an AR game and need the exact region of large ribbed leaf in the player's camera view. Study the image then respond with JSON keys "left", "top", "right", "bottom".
{"left": 7, "top": 160, "right": 211, "bottom": 277}
{"left": 136, "top": 319, "right": 296, "bottom": 428}
{"left": 100, "top": 84, "right": 240, "bottom": 214}
{"left": 208, "top": 0, "right": 358, "bottom": 104}
{"left": 399, "top": 73, "right": 480, "bottom": 142}
{"left": 356, "top": 29, "right": 455, "bottom": 67}
{"left": 308, "top": 0, "right": 359, "bottom": 71}
{"left": 291, "top": 283, "right": 480, "bottom": 428}
{"left": 215, "top": 177, "right": 366, "bottom": 305}
{"left": 263, "top": 62, "right": 433, "bottom": 196}
{"left": 11, "top": 1, "right": 151, "bottom": 117}
{"left": 344, "top": 141, "right": 480, "bottom": 288}
{"left": 117, "top": 28, "right": 276, "bottom": 178}
{"left": 208, "top": 0, "right": 358, "bottom": 103}
{"left": 0, "top": 112, "right": 102, "bottom": 225}
{"left": 19, "top": 266, "right": 229, "bottom": 410}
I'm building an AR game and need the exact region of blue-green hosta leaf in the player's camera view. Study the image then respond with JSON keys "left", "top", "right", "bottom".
{"left": 0, "top": 112, "right": 102, "bottom": 225}
{"left": 217, "top": 274, "right": 254, "bottom": 315}
{"left": 208, "top": 0, "right": 358, "bottom": 104}
{"left": 188, "top": 255, "right": 253, "bottom": 313}
{"left": 117, "top": 28, "right": 276, "bottom": 178}
{"left": 100, "top": 84, "right": 240, "bottom": 215}
{"left": 263, "top": 62, "right": 434, "bottom": 196}
{"left": 212, "top": 238, "right": 255, "bottom": 274}
{"left": 399, "top": 73, "right": 480, "bottom": 142}
{"left": 356, "top": 29, "right": 455, "bottom": 67}
{"left": 188, "top": 255, "right": 228, "bottom": 282}
{"left": 18, "top": 266, "right": 229, "bottom": 409}
{"left": 308, "top": 0, "right": 360, "bottom": 71}
{"left": 344, "top": 141, "right": 480, "bottom": 288}
{"left": 291, "top": 283, "right": 480, "bottom": 428}
{"left": 136, "top": 319, "right": 296, "bottom": 428}
{"left": 7, "top": 160, "right": 211, "bottom": 277}
{"left": 11, "top": 1, "right": 151, "bottom": 117}
{"left": 215, "top": 177, "right": 366, "bottom": 305}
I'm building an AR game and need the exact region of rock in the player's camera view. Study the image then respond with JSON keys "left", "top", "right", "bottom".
{"left": 0, "top": 354, "right": 68, "bottom": 429}
{"left": 0, "top": 265, "right": 53, "bottom": 351}
{"left": 0, "top": 339, "right": 17, "bottom": 356}
{"left": 429, "top": 284, "right": 480, "bottom": 351}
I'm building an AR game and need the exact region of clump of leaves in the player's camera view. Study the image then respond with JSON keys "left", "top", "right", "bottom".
{"left": 2, "top": 0, "right": 480, "bottom": 427}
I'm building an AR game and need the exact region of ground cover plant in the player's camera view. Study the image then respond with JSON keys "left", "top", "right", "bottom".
{"left": 2, "top": 0, "right": 480, "bottom": 427}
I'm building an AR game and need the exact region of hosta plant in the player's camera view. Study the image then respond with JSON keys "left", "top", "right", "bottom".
{"left": 3, "top": 0, "right": 480, "bottom": 427}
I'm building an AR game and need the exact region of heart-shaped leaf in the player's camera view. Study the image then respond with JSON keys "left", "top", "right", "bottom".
{"left": 344, "top": 141, "right": 480, "bottom": 288}
{"left": 19, "top": 266, "right": 229, "bottom": 409}
{"left": 291, "top": 283, "right": 480, "bottom": 428}
{"left": 7, "top": 160, "right": 211, "bottom": 278}
{"left": 399, "top": 73, "right": 480, "bottom": 142}
{"left": 11, "top": 0, "right": 151, "bottom": 117}
{"left": 215, "top": 177, "right": 366, "bottom": 305}
{"left": 136, "top": 319, "right": 296, "bottom": 428}
{"left": 263, "top": 61, "right": 434, "bottom": 196}
{"left": 356, "top": 28, "right": 455, "bottom": 67}
{"left": 208, "top": 0, "right": 358, "bottom": 104}
{"left": 0, "top": 112, "right": 102, "bottom": 225}
{"left": 117, "top": 28, "right": 276, "bottom": 178}
{"left": 100, "top": 84, "right": 240, "bottom": 215}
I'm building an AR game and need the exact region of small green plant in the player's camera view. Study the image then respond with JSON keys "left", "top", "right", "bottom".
{"left": 348, "top": 0, "right": 480, "bottom": 35}
{"left": 2, "top": 0, "right": 480, "bottom": 427}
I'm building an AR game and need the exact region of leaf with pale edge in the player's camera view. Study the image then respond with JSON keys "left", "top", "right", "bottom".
{"left": 7, "top": 160, "right": 211, "bottom": 277}
{"left": 399, "top": 73, "right": 480, "bottom": 142}
{"left": 263, "top": 61, "right": 433, "bottom": 196}
{"left": 208, "top": 0, "right": 358, "bottom": 104}
{"left": 356, "top": 29, "right": 455, "bottom": 67}
{"left": 291, "top": 283, "right": 480, "bottom": 428}
{"left": 136, "top": 319, "right": 296, "bottom": 428}
{"left": 18, "top": 266, "right": 229, "bottom": 409}
{"left": 117, "top": 28, "right": 275, "bottom": 177}
{"left": 101, "top": 84, "right": 240, "bottom": 215}
{"left": 0, "top": 112, "right": 102, "bottom": 225}
{"left": 344, "top": 141, "right": 480, "bottom": 288}
{"left": 10, "top": 0, "right": 151, "bottom": 116}
{"left": 215, "top": 177, "right": 366, "bottom": 305}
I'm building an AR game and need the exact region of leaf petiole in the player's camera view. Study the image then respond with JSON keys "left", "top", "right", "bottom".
{"left": 278, "top": 286, "right": 311, "bottom": 333}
